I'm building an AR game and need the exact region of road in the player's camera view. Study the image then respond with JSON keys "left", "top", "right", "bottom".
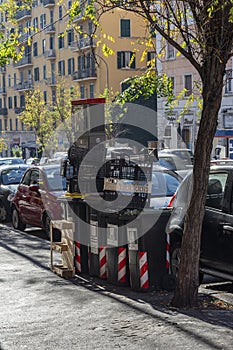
{"left": 0, "top": 224, "right": 233, "bottom": 350}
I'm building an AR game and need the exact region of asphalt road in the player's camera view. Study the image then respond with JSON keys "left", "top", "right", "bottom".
{"left": 0, "top": 224, "right": 233, "bottom": 350}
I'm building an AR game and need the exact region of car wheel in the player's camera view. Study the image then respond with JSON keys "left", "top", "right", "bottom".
{"left": 0, "top": 202, "right": 8, "bottom": 222}
{"left": 12, "top": 208, "right": 26, "bottom": 231}
{"left": 170, "top": 243, "right": 181, "bottom": 278}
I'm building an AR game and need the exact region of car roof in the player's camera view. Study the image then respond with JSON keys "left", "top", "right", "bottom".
{"left": 0, "top": 164, "right": 28, "bottom": 171}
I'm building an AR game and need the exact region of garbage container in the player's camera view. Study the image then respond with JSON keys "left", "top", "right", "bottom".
{"left": 59, "top": 195, "right": 89, "bottom": 275}
{"left": 127, "top": 208, "right": 173, "bottom": 291}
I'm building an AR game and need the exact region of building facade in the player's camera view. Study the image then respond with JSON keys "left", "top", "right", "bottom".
{"left": 0, "top": 0, "right": 151, "bottom": 157}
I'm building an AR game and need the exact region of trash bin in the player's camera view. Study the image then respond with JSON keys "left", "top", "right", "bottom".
{"left": 127, "top": 208, "right": 173, "bottom": 291}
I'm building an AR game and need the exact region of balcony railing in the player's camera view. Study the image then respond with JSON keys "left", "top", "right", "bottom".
{"left": 44, "top": 49, "right": 56, "bottom": 60}
{"left": 14, "top": 81, "right": 34, "bottom": 91}
{"left": 70, "top": 37, "right": 95, "bottom": 52}
{"left": 15, "top": 9, "right": 32, "bottom": 21}
{"left": 44, "top": 24, "right": 55, "bottom": 34}
{"left": 43, "top": 0, "right": 55, "bottom": 7}
{"left": 46, "top": 77, "right": 57, "bottom": 86}
{"left": 72, "top": 68, "right": 97, "bottom": 81}
{"left": 13, "top": 56, "right": 32, "bottom": 68}
{"left": 18, "top": 32, "right": 31, "bottom": 43}
{"left": 0, "top": 108, "right": 8, "bottom": 116}
{"left": 14, "top": 107, "right": 25, "bottom": 115}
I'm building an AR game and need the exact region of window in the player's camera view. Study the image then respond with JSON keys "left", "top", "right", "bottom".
{"left": 4, "top": 118, "right": 7, "bottom": 131}
{"left": 33, "top": 17, "right": 38, "bottom": 31}
{"left": 58, "top": 5, "right": 62, "bottom": 20}
{"left": 40, "top": 14, "right": 46, "bottom": 29}
{"left": 167, "top": 42, "right": 175, "bottom": 59}
{"left": 67, "top": 29, "right": 74, "bottom": 46}
{"left": 8, "top": 96, "right": 12, "bottom": 109}
{"left": 43, "top": 91, "right": 47, "bottom": 103}
{"left": 80, "top": 85, "right": 85, "bottom": 99}
{"left": 58, "top": 60, "right": 65, "bottom": 75}
{"left": 21, "top": 122, "right": 25, "bottom": 131}
{"left": 9, "top": 119, "right": 12, "bottom": 131}
{"left": 0, "top": 119, "right": 2, "bottom": 132}
{"left": 58, "top": 33, "right": 65, "bottom": 49}
{"left": 14, "top": 73, "right": 17, "bottom": 86}
{"left": 90, "top": 83, "right": 94, "bottom": 98}
{"left": 42, "top": 39, "right": 46, "bottom": 54}
{"left": 120, "top": 19, "right": 130, "bottom": 37}
{"left": 33, "top": 42, "right": 38, "bottom": 56}
{"left": 15, "top": 118, "right": 18, "bottom": 131}
{"left": 34, "top": 67, "right": 40, "bottom": 81}
{"left": 184, "top": 74, "right": 192, "bottom": 96}
{"left": 170, "top": 76, "right": 175, "bottom": 93}
{"left": 43, "top": 65, "right": 46, "bottom": 80}
{"left": 8, "top": 74, "right": 11, "bottom": 87}
{"left": 50, "top": 9, "right": 54, "bottom": 24}
{"left": 14, "top": 96, "right": 17, "bottom": 108}
{"left": 206, "top": 173, "right": 228, "bottom": 210}
{"left": 147, "top": 51, "right": 156, "bottom": 67}
{"left": 117, "top": 51, "right": 135, "bottom": 69}
{"left": 68, "top": 58, "right": 74, "bottom": 75}
{"left": 225, "top": 69, "right": 232, "bottom": 93}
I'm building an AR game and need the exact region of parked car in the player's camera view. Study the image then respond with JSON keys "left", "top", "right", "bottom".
{"left": 159, "top": 148, "right": 194, "bottom": 165}
{"left": 0, "top": 164, "right": 28, "bottom": 222}
{"left": 25, "top": 157, "right": 40, "bottom": 165}
{"left": 0, "top": 157, "right": 25, "bottom": 166}
{"left": 11, "top": 164, "right": 66, "bottom": 238}
{"left": 166, "top": 165, "right": 233, "bottom": 282}
{"left": 157, "top": 153, "right": 193, "bottom": 178}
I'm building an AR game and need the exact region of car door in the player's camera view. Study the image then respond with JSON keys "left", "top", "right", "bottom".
{"left": 200, "top": 171, "right": 229, "bottom": 271}
{"left": 27, "top": 169, "right": 44, "bottom": 227}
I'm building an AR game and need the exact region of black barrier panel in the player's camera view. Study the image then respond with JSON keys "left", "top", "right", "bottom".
{"left": 127, "top": 209, "right": 172, "bottom": 291}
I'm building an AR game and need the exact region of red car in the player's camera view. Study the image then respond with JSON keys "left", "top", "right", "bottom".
{"left": 11, "top": 164, "right": 66, "bottom": 238}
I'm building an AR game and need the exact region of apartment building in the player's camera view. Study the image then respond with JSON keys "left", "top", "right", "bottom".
{"left": 0, "top": 0, "right": 152, "bottom": 156}
{"left": 156, "top": 33, "right": 233, "bottom": 156}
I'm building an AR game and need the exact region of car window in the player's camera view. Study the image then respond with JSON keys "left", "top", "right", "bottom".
{"left": 21, "top": 170, "right": 31, "bottom": 186}
{"left": 206, "top": 173, "right": 228, "bottom": 210}
{"left": 30, "top": 170, "right": 39, "bottom": 186}
{"left": 151, "top": 172, "right": 180, "bottom": 196}
{"left": 1, "top": 168, "right": 26, "bottom": 185}
{"left": 44, "top": 167, "right": 66, "bottom": 191}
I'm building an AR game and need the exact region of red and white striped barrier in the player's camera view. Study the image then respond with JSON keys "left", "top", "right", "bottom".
{"left": 99, "top": 246, "right": 107, "bottom": 279}
{"left": 139, "top": 251, "right": 149, "bottom": 289}
{"left": 75, "top": 241, "right": 81, "bottom": 273}
{"left": 118, "top": 247, "right": 127, "bottom": 283}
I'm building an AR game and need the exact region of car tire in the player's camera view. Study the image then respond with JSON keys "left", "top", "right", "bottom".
{"left": 0, "top": 202, "right": 8, "bottom": 222}
{"left": 170, "top": 243, "right": 181, "bottom": 278}
{"left": 12, "top": 208, "right": 26, "bottom": 231}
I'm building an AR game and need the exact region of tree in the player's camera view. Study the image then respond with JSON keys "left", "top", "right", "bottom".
{"left": 75, "top": 0, "right": 233, "bottom": 308}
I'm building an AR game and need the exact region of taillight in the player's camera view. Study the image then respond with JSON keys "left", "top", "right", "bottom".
{"left": 167, "top": 193, "right": 176, "bottom": 208}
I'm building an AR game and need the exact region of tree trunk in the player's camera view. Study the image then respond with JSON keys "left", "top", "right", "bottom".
{"left": 171, "top": 61, "right": 226, "bottom": 308}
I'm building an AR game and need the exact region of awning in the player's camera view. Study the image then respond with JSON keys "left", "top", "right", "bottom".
{"left": 215, "top": 129, "right": 233, "bottom": 137}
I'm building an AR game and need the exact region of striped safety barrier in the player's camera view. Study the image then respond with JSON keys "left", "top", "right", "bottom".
{"left": 118, "top": 247, "right": 127, "bottom": 283}
{"left": 99, "top": 246, "right": 107, "bottom": 279}
{"left": 75, "top": 241, "right": 81, "bottom": 273}
{"left": 139, "top": 251, "right": 149, "bottom": 289}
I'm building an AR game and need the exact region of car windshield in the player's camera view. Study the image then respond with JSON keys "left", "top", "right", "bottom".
{"left": 44, "top": 167, "right": 66, "bottom": 191}
{"left": 151, "top": 171, "right": 180, "bottom": 196}
{"left": 0, "top": 158, "right": 24, "bottom": 166}
{"left": 1, "top": 168, "right": 26, "bottom": 185}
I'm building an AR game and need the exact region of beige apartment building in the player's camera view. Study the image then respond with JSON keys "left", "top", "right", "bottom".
{"left": 0, "top": 0, "right": 152, "bottom": 157}
{"left": 156, "top": 33, "right": 233, "bottom": 156}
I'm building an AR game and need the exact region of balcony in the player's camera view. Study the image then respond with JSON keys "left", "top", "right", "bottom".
{"left": 44, "top": 49, "right": 56, "bottom": 60}
{"left": 72, "top": 68, "right": 97, "bottom": 81}
{"left": 0, "top": 65, "right": 6, "bottom": 73}
{"left": 0, "top": 87, "right": 6, "bottom": 95}
{"left": 70, "top": 37, "right": 95, "bottom": 52}
{"left": 18, "top": 32, "right": 31, "bottom": 43}
{"left": 14, "top": 81, "right": 34, "bottom": 91}
{"left": 46, "top": 77, "right": 57, "bottom": 86}
{"left": 44, "top": 24, "right": 56, "bottom": 34}
{"left": 43, "top": 0, "right": 55, "bottom": 7}
{"left": 0, "top": 108, "right": 8, "bottom": 116}
{"left": 14, "top": 107, "right": 25, "bottom": 115}
{"left": 15, "top": 9, "right": 32, "bottom": 21}
{"left": 13, "top": 56, "right": 32, "bottom": 68}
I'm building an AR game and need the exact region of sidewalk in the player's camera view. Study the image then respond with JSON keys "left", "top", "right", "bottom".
{"left": 0, "top": 225, "right": 232, "bottom": 350}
